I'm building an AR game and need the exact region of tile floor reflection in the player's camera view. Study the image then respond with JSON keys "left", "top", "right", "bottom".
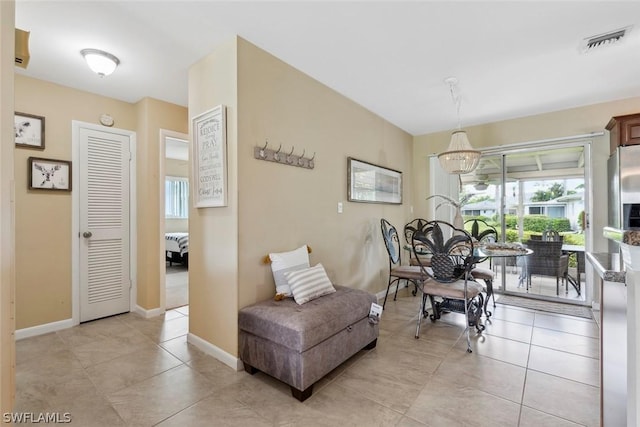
{"left": 15, "top": 290, "right": 599, "bottom": 426}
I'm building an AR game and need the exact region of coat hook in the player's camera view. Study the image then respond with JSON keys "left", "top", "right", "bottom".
{"left": 273, "top": 144, "right": 283, "bottom": 161}
{"left": 308, "top": 152, "right": 315, "bottom": 168}
{"left": 298, "top": 149, "right": 306, "bottom": 166}
{"left": 287, "top": 146, "right": 295, "bottom": 164}
{"left": 259, "top": 139, "right": 269, "bottom": 158}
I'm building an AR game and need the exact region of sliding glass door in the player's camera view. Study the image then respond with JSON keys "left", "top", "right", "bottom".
{"left": 458, "top": 141, "right": 591, "bottom": 305}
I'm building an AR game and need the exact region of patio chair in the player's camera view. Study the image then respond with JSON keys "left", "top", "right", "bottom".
{"left": 542, "top": 229, "right": 562, "bottom": 242}
{"left": 524, "top": 239, "right": 569, "bottom": 296}
{"left": 380, "top": 219, "right": 425, "bottom": 308}
{"left": 411, "top": 220, "right": 485, "bottom": 353}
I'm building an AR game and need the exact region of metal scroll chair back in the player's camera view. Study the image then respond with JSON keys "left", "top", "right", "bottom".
{"left": 404, "top": 218, "right": 430, "bottom": 266}
{"left": 465, "top": 218, "right": 497, "bottom": 254}
{"left": 464, "top": 218, "right": 497, "bottom": 314}
{"left": 380, "top": 219, "right": 424, "bottom": 308}
{"left": 411, "top": 220, "right": 485, "bottom": 352}
{"left": 414, "top": 222, "right": 473, "bottom": 283}
{"left": 381, "top": 218, "right": 402, "bottom": 266}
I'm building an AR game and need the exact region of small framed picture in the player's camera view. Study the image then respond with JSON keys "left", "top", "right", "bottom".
{"left": 28, "top": 157, "right": 72, "bottom": 191}
{"left": 15, "top": 112, "right": 45, "bottom": 149}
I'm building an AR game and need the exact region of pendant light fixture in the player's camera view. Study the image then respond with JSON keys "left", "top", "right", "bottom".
{"left": 438, "top": 77, "right": 481, "bottom": 174}
{"left": 81, "top": 48, "right": 120, "bottom": 77}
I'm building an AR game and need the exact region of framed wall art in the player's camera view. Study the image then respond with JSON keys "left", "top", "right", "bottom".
{"left": 28, "top": 157, "right": 72, "bottom": 191}
{"left": 15, "top": 112, "right": 45, "bottom": 149}
{"left": 192, "top": 105, "right": 227, "bottom": 207}
{"left": 347, "top": 157, "right": 402, "bottom": 204}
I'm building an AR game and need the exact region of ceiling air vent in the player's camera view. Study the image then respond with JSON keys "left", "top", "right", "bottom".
{"left": 580, "top": 26, "right": 633, "bottom": 53}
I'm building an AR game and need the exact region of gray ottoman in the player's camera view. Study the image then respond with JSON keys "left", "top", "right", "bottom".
{"left": 238, "top": 285, "right": 379, "bottom": 401}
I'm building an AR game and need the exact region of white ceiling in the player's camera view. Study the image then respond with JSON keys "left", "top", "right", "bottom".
{"left": 14, "top": 1, "right": 640, "bottom": 136}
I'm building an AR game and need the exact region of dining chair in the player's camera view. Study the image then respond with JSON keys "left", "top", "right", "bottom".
{"left": 380, "top": 219, "right": 425, "bottom": 308}
{"left": 464, "top": 218, "right": 497, "bottom": 316}
{"left": 411, "top": 220, "right": 485, "bottom": 353}
{"left": 524, "top": 239, "right": 569, "bottom": 295}
{"left": 404, "top": 218, "right": 430, "bottom": 267}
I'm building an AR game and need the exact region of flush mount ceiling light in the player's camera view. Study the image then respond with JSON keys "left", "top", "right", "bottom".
{"left": 437, "top": 77, "right": 481, "bottom": 175}
{"left": 81, "top": 48, "right": 120, "bottom": 77}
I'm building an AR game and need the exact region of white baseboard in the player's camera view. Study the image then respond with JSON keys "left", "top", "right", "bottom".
{"left": 375, "top": 281, "right": 408, "bottom": 302}
{"left": 187, "top": 332, "right": 242, "bottom": 371}
{"left": 134, "top": 305, "right": 164, "bottom": 318}
{"left": 15, "top": 318, "right": 75, "bottom": 340}
{"left": 591, "top": 302, "right": 600, "bottom": 311}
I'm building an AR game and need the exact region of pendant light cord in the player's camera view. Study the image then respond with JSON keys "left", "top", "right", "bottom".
{"left": 448, "top": 79, "right": 462, "bottom": 131}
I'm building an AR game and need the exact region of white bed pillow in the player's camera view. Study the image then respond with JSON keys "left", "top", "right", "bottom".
{"left": 284, "top": 263, "right": 336, "bottom": 305}
{"left": 269, "top": 245, "right": 310, "bottom": 297}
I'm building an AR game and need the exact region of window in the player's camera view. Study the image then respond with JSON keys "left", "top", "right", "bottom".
{"left": 165, "top": 176, "right": 189, "bottom": 218}
{"left": 547, "top": 206, "right": 565, "bottom": 218}
{"left": 528, "top": 206, "right": 543, "bottom": 215}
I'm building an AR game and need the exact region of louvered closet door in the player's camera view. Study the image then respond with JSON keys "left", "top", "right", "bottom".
{"left": 79, "top": 127, "right": 131, "bottom": 322}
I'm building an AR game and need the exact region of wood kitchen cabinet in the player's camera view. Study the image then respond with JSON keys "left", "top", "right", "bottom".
{"left": 607, "top": 113, "right": 640, "bottom": 155}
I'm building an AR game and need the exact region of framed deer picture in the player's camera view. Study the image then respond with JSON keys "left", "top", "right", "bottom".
{"left": 28, "top": 157, "right": 72, "bottom": 191}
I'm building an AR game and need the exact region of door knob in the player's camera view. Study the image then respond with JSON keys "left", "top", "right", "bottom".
{"left": 82, "top": 231, "right": 92, "bottom": 238}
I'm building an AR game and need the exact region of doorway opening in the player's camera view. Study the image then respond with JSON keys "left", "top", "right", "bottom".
{"left": 160, "top": 130, "right": 189, "bottom": 310}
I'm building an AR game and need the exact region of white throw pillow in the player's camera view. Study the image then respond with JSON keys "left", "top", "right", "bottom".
{"left": 284, "top": 263, "right": 336, "bottom": 305}
{"left": 269, "top": 245, "right": 310, "bottom": 296}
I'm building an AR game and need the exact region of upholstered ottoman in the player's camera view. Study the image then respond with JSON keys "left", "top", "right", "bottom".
{"left": 238, "top": 285, "right": 379, "bottom": 401}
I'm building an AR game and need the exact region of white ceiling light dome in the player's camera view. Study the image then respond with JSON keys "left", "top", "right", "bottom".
{"left": 81, "top": 48, "right": 120, "bottom": 77}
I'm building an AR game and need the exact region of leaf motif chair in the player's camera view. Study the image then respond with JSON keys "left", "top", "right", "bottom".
{"left": 411, "top": 220, "right": 485, "bottom": 353}
{"left": 464, "top": 218, "right": 498, "bottom": 316}
{"left": 380, "top": 219, "right": 426, "bottom": 308}
{"left": 404, "top": 218, "right": 431, "bottom": 268}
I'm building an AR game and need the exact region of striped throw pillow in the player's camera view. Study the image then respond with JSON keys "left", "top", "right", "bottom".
{"left": 284, "top": 263, "right": 336, "bottom": 305}
{"left": 269, "top": 245, "right": 310, "bottom": 297}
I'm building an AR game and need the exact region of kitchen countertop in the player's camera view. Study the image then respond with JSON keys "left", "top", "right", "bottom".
{"left": 586, "top": 252, "right": 625, "bottom": 283}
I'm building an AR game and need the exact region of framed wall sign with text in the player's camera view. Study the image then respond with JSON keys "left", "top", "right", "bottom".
{"left": 192, "top": 105, "right": 227, "bottom": 207}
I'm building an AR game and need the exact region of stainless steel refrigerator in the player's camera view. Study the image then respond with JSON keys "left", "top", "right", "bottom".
{"left": 608, "top": 144, "right": 640, "bottom": 253}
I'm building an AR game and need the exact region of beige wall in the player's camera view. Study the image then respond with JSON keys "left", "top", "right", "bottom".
{"left": 164, "top": 158, "right": 189, "bottom": 233}
{"left": 188, "top": 37, "right": 240, "bottom": 357}
{"left": 134, "top": 98, "right": 188, "bottom": 310}
{"left": 188, "top": 37, "right": 413, "bottom": 358}
{"left": 14, "top": 76, "right": 187, "bottom": 327}
{"left": 1, "top": 0, "right": 16, "bottom": 413}
{"left": 14, "top": 76, "right": 136, "bottom": 329}
{"left": 236, "top": 38, "right": 413, "bottom": 307}
{"left": 413, "top": 96, "right": 640, "bottom": 253}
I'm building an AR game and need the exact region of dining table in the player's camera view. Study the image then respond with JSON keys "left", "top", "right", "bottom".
{"left": 405, "top": 243, "right": 533, "bottom": 317}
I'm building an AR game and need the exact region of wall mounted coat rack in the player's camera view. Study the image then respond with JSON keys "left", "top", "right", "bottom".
{"left": 253, "top": 140, "right": 315, "bottom": 169}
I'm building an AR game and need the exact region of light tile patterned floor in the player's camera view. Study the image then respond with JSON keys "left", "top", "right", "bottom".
{"left": 15, "top": 289, "right": 599, "bottom": 426}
